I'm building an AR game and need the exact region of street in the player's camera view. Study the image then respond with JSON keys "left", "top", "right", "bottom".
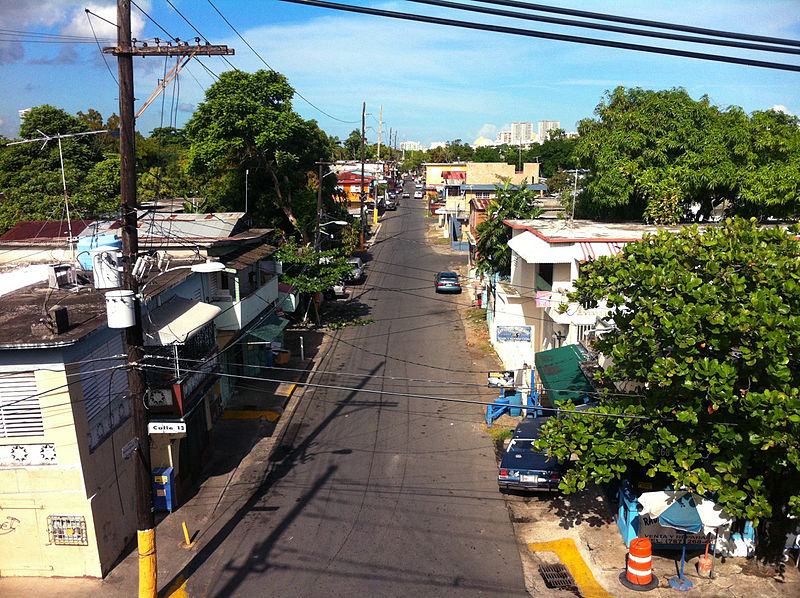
{"left": 187, "top": 185, "right": 529, "bottom": 596}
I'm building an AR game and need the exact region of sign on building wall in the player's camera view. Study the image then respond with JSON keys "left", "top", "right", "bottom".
{"left": 487, "top": 371, "right": 515, "bottom": 388}
{"left": 496, "top": 326, "right": 532, "bottom": 342}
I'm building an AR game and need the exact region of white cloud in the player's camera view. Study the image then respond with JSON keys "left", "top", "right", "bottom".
{"left": 476, "top": 123, "right": 498, "bottom": 139}
{"left": 62, "top": 2, "right": 146, "bottom": 39}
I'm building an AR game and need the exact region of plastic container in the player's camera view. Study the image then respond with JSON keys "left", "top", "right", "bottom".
{"left": 507, "top": 391, "right": 522, "bottom": 417}
{"left": 77, "top": 234, "right": 120, "bottom": 270}
{"left": 105, "top": 290, "right": 136, "bottom": 328}
{"left": 90, "top": 245, "right": 121, "bottom": 289}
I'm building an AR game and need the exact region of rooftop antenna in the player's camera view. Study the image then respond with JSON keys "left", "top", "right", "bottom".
{"left": 7, "top": 128, "right": 109, "bottom": 260}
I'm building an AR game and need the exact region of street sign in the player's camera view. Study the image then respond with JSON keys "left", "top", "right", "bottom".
{"left": 121, "top": 438, "right": 138, "bottom": 459}
{"left": 147, "top": 421, "right": 187, "bottom": 435}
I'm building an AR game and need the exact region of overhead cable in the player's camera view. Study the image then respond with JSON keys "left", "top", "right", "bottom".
{"left": 409, "top": 0, "right": 800, "bottom": 56}
{"left": 278, "top": 0, "right": 800, "bottom": 73}
{"left": 466, "top": 0, "right": 800, "bottom": 49}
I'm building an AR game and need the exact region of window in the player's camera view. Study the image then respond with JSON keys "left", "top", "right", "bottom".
{"left": 536, "top": 263, "right": 553, "bottom": 291}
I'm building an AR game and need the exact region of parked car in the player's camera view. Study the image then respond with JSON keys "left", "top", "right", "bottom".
{"left": 498, "top": 417, "right": 562, "bottom": 493}
{"left": 434, "top": 271, "right": 461, "bottom": 293}
{"left": 414, "top": 190, "right": 423, "bottom": 199}
{"left": 346, "top": 257, "right": 365, "bottom": 283}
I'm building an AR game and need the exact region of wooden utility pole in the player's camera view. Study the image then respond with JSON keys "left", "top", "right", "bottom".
{"left": 104, "top": 3, "right": 232, "bottom": 596}
{"left": 360, "top": 102, "right": 366, "bottom": 248}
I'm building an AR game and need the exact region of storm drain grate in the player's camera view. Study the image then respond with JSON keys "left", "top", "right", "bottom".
{"left": 538, "top": 563, "right": 577, "bottom": 590}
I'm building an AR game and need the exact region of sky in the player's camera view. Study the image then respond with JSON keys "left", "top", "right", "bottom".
{"left": 0, "top": 0, "right": 798, "bottom": 147}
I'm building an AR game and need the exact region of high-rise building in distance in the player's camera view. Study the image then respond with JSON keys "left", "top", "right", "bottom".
{"left": 537, "top": 120, "right": 561, "bottom": 142}
{"left": 511, "top": 122, "right": 534, "bottom": 145}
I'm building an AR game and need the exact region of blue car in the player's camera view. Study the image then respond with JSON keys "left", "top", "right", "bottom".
{"left": 434, "top": 271, "right": 461, "bottom": 293}
{"left": 498, "top": 417, "right": 562, "bottom": 492}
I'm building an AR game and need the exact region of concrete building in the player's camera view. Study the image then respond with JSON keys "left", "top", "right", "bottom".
{"left": 496, "top": 131, "right": 512, "bottom": 145}
{"left": 488, "top": 219, "right": 687, "bottom": 372}
{"left": 511, "top": 122, "right": 534, "bottom": 146}
{"left": 400, "top": 140, "right": 424, "bottom": 152}
{"left": 537, "top": 120, "right": 561, "bottom": 142}
{"left": 0, "top": 218, "right": 288, "bottom": 578}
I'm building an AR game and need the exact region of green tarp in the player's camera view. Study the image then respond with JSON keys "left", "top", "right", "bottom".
{"left": 534, "top": 344, "right": 595, "bottom": 404}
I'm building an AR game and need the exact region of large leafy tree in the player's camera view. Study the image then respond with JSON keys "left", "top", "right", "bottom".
{"left": 184, "top": 69, "right": 334, "bottom": 243}
{"left": 474, "top": 179, "right": 542, "bottom": 275}
{"left": 0, "top": 105, "right": 106, "bottom": 231}
{"left": 540, "top": 218, "right": 800, "bottom": 561}
{"left": 574, "top": 87, "right": 800, "bottom": 224}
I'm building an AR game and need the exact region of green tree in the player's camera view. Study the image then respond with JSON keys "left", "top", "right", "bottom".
{"left": 185, "top": 69, "right": 334, "bottom": 244}
{"left": 474, "top": 179, "right": 543, "bottom": 275}
{"left": 474, "top": 146, "right": 505, "bottom": 162}
{"left": 0, "top": 105, "right": 106, "bottom": 231}
{"left": 541, "top": 218, "right": 800, "bottom": 562}
{"left": 276, "top": 239, "right": 353, "bottom": 324}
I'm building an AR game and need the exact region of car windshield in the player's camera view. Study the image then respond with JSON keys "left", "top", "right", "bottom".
{"left": 508, "top": 439, "right": 537, "bottom": 453}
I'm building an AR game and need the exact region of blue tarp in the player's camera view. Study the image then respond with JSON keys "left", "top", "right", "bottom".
{"left": 658, "top": 494, "right": 704, "bottom": 533}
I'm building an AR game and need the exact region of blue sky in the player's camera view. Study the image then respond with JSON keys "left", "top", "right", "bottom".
{"left": 1, "top": 1, "right": 798, "bottom": 146}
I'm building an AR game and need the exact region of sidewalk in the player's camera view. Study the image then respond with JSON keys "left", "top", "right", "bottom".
{"left": 0, "top": 328, "right": 324, "bottom": 598}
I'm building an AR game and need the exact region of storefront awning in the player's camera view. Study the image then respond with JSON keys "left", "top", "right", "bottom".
{"left": 534, "top": 344, "right": 595, "bottom": 403}
{"left": 143, "top": 296, "right": 222, "bottom": 346}
{"left": 248, "top": 312, "right": 289, "bottom": 343}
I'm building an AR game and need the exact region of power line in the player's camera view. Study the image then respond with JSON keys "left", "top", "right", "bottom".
{"left": 141, "top": 361, "right": 652, "bottom": 420}
{"left": 409, "top": 0, "right": 800, "bottom": 57}
{"left": 468, "top": 0, "right": 800, "bottom": 49}
{"left": 205, "top": 0, "right": 361, "bottom": 124}
{"left": 278, "top": 0, "right": 800, "bottom": 73}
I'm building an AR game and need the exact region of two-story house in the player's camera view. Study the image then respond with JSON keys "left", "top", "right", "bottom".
{"left": 490, "top": 219, "right": 685, "bottom": 372}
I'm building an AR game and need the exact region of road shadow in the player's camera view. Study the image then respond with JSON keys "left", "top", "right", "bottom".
{"left": 547, "top": 484, "right": 616, "bottom": 530}
{"left": 158, "top": 363, "right": 385, "bottom": 597}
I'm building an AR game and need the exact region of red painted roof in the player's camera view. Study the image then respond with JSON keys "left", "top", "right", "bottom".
{"left": 0, "top": 220, "right": 117, "bottom": 242}
{"left": 337, "top": 172, "right": 374, "bottom": 183}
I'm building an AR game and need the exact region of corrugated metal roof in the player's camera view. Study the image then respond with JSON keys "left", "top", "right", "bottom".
{"left": 136, "top": 212, "right": 245, "bottom": 239}
{"left": 470, "top": 197, "right": 490, "bottom": 211}
{"left": 0, "top": 220, "right": 117, "bottom": 242}
{"left": 220, "top": 243, "right": 276, "bottom": 270}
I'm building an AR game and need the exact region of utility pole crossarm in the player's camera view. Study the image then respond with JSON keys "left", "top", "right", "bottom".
{"left": 102, "top": 44, "right": 234, "bottom": 56}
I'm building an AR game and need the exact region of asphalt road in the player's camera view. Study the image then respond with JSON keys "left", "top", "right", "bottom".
{"left": 192, "top": 180, "right": 528, "bottom": 597}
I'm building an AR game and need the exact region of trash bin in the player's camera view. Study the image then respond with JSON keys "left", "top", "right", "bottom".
{"left": 507, "top": 391, "right": 522, "bottom": 417}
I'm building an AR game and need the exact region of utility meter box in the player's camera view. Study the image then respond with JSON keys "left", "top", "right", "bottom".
{"left": 152, "top": 466, "right": 175, "bottom": 512}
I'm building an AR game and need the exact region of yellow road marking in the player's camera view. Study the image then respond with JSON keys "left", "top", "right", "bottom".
{"left": 163, "top": 573, "right": 188, "bottom": 597}
{"left": 529, "top": 538, "right": 614, "bottom": 598}
{"left": 221, "top": 410, "right": 280, "bottom": 421}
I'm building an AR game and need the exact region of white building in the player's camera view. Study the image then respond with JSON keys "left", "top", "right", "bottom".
{"left": 537, "top": 120, "right": 561, "bottom": 142}
{"left": 489, "top": 219, "right": 687, "bottom": 372}
{"left": 495, "top": 130, "right": 512, "bottom": 145}
{"left": 400, "top": 141, "right": 424, "bottom": 152}
{"left": 511, "top": 122, "right": 534, "bottom": 145}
